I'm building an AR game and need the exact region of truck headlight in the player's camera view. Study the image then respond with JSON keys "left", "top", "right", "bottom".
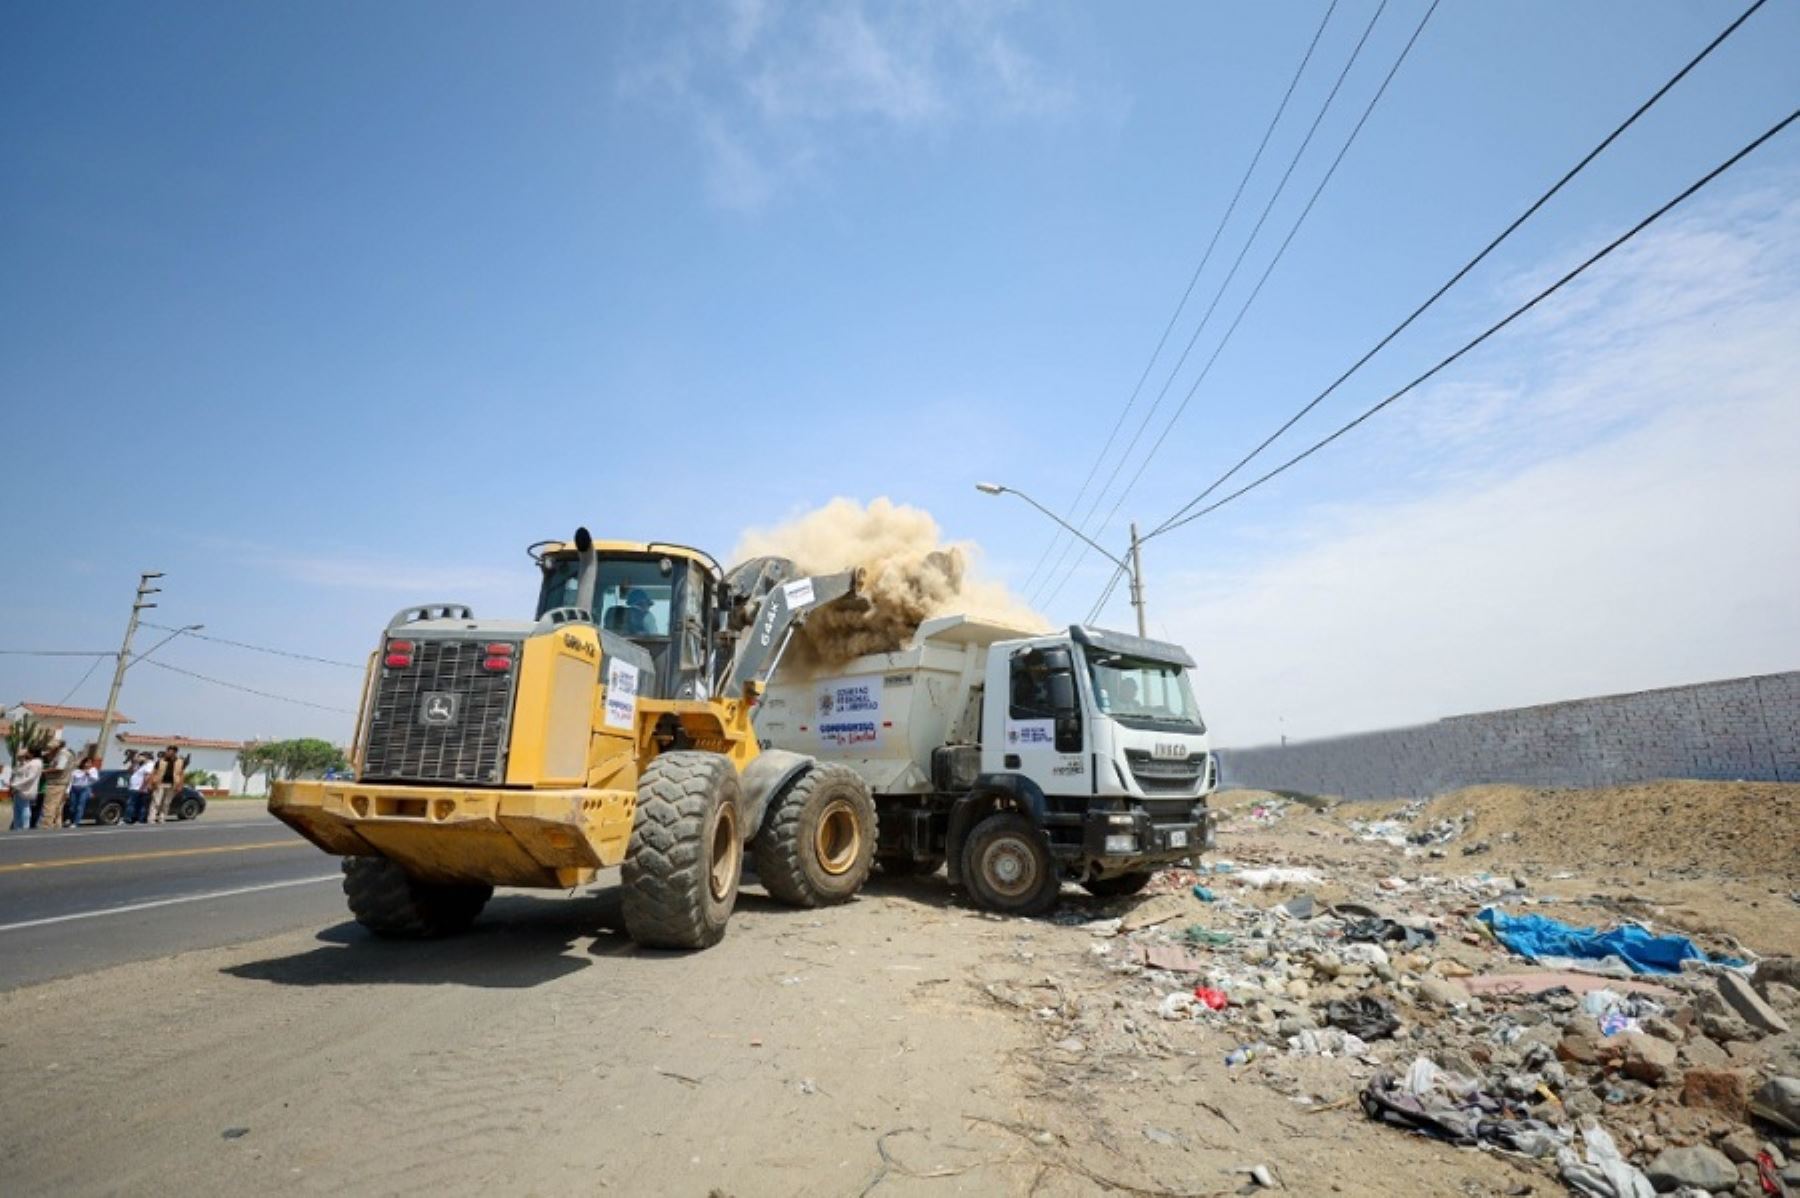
{"left": 1104, "top": 833, "right": 1137, "bottom": 854}
{"left": 1107, "top": 814, "right": 1135, "bottom": 827}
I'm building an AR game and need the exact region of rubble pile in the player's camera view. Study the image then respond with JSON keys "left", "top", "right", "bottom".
{"left": 1023, "top": 792, "right": 1800, "bottom": 1197}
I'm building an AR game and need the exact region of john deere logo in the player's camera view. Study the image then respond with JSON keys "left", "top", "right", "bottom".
{"left": 420, "top": 693, "right": 459, "bottom": 726}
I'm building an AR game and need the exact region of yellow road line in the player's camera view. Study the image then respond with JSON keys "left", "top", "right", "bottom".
{"left": 0, "top": 840, "right": 308, "bottom": 874}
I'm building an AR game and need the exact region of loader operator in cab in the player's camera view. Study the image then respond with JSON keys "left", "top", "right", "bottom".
{"left": 605, "top": 586, "right": 660, "bottom": 637}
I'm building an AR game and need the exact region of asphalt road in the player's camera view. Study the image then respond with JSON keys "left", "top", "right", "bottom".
{"left": 0, "top": 803, "right": 348, "bottom": 991}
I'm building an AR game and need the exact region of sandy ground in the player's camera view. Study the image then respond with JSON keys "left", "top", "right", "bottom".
{"left": 2, "top": 779, "right": 1792, "bottom": 1196}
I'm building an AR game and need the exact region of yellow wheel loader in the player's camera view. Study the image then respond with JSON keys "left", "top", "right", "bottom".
{"left": 270, "top": 529, "right": 877, "bottom": 949}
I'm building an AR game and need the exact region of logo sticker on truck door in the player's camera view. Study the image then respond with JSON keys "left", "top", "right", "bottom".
{"left": 1005, "top": 719, "right": 1054, "bottom": 747}
{"left": 816, "top": 677, "right": 882, "bottom": 748}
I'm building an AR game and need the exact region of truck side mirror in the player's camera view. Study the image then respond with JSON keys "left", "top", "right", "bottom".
{"left": 1047, "top": 671, "right": 1077, "bottom": 714}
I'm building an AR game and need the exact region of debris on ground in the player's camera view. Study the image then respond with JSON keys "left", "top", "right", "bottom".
{"left": 1020, "top": 782, "right": 1800, "bottom": 1198}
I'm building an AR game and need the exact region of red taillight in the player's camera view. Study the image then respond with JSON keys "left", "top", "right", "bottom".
{"left": 388, "top": 641, "right": 414, "bottom": 653}
{"left": 484, "top": 643, "right": 515, "bottom": 656}
{"left": 385, "top": 652, "right": 412, "bottom": 668}
{"left": 482, "top": 655, "right": 511, "bottom": 672}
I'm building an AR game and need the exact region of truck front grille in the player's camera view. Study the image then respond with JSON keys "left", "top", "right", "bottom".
{"left": 1125, "top": 749, "right": 1207, "bottom": 796}
{"left": 362, "top": 639, "right": 517, "bottom": 785}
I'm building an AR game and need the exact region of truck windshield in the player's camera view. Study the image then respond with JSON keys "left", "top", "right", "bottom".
{"left": 1086, "top": 652, "right": 1205, "bottom": 733}
{"left": 537, "top": 555, "right": 673, "bottom": 639}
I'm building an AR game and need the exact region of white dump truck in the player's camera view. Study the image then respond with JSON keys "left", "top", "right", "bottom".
{"left": 756, "top": 614, "right": 1218, "bottom": 914}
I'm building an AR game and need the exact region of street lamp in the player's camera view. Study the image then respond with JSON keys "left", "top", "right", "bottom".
{"left": 976, "top": 482, "right": 1149, "bottom": 637}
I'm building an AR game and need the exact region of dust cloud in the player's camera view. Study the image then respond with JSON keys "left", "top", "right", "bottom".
{"left": 733, "top": 497, "right": 1048, "bottom": 667}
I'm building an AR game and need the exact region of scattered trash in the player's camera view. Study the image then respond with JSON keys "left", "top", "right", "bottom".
{"left": 222, "top": 1127, "right": 250, "bottom": 1141}
{"left": 1277, "top": 894, "right": 1317, "bottom": 919}
{"left": 1234, "top": 867, "right": 1322, "bottom": 888}
{"left": 1193, "top": 986, "right": 1230, "bottom": 1011}
{"left": 1323, "top": 996, "right": 1399, "bottom": 1040}
{"left": 1477, "top": 907, "right": 1745, "bottom": 975}
{"left": 1142, "top": 1124, "right": 1181, "bottom": 1146}
{"left": 1557, "top": 1120, "right": 1655, "bottom": 1198}
{"left": 1180, "top": 925, "right": 1233, "bottom": 947}
{"left": 1191, "top": 885, "right": 1216, "bottom": 902}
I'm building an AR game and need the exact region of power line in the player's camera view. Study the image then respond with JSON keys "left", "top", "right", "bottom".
{"left": 1151, "top": 0, "right": 1773, "bottom": 538}
{"left": 134, "top": 657, "right": 357, "bottom": 714}
{"left": 1152, "top": 106, "right": 1799, "bottom": 537}
{"left": 1036, "top": 0, "right": 1398, "bottom": 607}
{"left": 1068, "top": 0, "right": 1440, "bottom": 614}
{"left": 1017, "top": 0, "right": 1343, "bottom": 596}
{"left": 141, "top": 621, "right": 362, "bottom": 670}
{"left": 0, "top": 649, "right": 112, "bottom": 657}
{"left": 57, "top": 655, "right": 108, "bottom": 706}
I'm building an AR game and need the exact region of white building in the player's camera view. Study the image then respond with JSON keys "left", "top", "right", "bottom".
{"left": 2, "top": 702, "right": 135, "bottom": 765}
{"left": 116, "top": 733, "right": 252, "bottom": 794}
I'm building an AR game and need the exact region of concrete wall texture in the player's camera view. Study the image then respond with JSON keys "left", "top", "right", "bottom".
{"left": 1220, "top": 671, "right": 1800, "bottom": 801}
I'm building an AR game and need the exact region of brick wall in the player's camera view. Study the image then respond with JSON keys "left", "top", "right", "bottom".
{"left": 1219, "top": 671, "right": 1800, "bottom": 800}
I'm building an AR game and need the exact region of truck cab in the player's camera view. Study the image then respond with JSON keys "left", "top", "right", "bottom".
{"left": 960, "top": 626, "right": 1216, "bottom": 907}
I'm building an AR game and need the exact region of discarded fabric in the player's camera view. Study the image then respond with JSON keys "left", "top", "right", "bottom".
{"left": 1180, "top": 926, "right": 1233, "bottom": 947}
{"left": 1341, "top": 916, "right": 1435, "bottom": 949}
{"left": 1234, "top": 867, "right": 1322, "bottom": 888}
{"left": 1556, "top": 1120, "right": 1655, "bottom": 1198}
{"left": 1324, "top": 996, "right": 1399, "bottom": 1041}
{"left": 1478, "top": 908, "right": 1743, "bottom": 976}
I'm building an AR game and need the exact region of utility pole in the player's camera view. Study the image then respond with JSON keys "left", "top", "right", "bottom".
{"left": 95, "top": 572, "right": 160, "bottom": 767}
{"left": 1128, "top": 522, "right": 1147, "bottom": 638}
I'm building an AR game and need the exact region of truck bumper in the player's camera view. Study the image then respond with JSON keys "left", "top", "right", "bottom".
{"left": 269, "top": 779, "right": 637, "bottom": 889}
{"left": 1071, "top": 804, "right": 1218, "bottom": 877}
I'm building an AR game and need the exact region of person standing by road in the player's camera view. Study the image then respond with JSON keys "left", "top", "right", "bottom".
{"left": 66, "top": 756, "right": 100, "bottom": 827}
{"left": 149, "top": 745, "right": 184, "bottom": 824}
{"left": 9, "top": 749, "right": 43, "bottom": 831}
{"left": 38, "top": 737, "right": 73, "bottom": 830}
{"left": 126, "top": 753, "right": 154, "bottom": 825}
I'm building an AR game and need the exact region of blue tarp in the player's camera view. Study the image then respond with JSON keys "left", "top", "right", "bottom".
{"left": 1476, "top": 907, "right": 1742, "bottom": 976}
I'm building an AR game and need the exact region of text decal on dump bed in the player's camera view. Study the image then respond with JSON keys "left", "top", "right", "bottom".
{"left": 817, "top": 676, "right": 882, "bottom": 749}
{"left": 604, "top": 659, "right": 639, "bottom": 730}
{"left": 1005, "top": 719, "right": 1054, "bottom": 747}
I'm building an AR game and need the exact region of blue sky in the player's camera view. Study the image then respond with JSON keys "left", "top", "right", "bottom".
{"left": 3, "top": 0, "right": 1796, "bottom": 746}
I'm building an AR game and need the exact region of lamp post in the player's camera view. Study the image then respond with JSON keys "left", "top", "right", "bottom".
{"left": 976, "top": 482, "right": 1148, "bottom": 637}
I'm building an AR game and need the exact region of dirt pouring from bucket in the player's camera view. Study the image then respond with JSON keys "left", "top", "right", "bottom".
{"left": 733, "top": 497, "right": 1047, "bottom": 669}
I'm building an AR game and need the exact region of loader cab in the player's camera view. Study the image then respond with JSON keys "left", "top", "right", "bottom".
{"left": 535, "top": 546, "right": 720, "bottom": 701}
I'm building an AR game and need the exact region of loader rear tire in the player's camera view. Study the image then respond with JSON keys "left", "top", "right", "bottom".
{"left": 753, "top": 764, "right": 877, "bottom": 908}
{"left": 622, "top": 752, "right": 743, "bottom": 950}
{"left": 343, "top": 857, "right": 492, "bottom": 938}
{"left": 961, "top": 813, "right": 1061, "bottom": 916}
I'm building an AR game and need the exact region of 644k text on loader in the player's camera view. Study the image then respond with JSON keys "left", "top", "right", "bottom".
{"left": 270, "top": 528, "right": 879, "bottom": 949}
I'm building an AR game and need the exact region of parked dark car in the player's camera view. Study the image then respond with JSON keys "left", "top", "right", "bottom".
{"left": 81, "top": 770, "right": 207, "bottom": 824}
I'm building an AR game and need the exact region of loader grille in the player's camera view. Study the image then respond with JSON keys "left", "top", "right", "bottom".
{"left": 361, "top": 638, "right": 518, "bottom": 785}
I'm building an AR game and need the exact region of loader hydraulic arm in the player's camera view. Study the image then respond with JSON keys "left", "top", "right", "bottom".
{"left": 724, "top": 567, "right": 861, "bottom": 698}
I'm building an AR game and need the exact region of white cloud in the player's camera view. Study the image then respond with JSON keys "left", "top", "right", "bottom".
{"left": 622, "top": 0, "right": 1072, "bottom": 209}
{"left": 1156, "top": 180, "right": 1800, "bottom": 746}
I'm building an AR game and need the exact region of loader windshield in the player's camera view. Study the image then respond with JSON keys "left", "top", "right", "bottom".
{"left": 1086, "top": 652, "right": 1206, "bottom": 734}
{"left": 537, "top": 554, "right": 673, "bottom": 639}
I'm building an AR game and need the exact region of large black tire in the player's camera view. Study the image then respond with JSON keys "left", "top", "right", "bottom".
{"left": 877, "top": 854, "right": 946, "bottom": 877}
{"left": 753, "top": 764, "right": 877, "bottom": 908}
{"left": 343, "top": 857, "right": 492, "bottom": 938}
{"left": 961, "top": 812, "right": 1062, "bottom": 916}
{"left": 95, "top": 800, "right": 124, "bottom": 826}
{"left": 175, "top": 795, "right": 203, "bottom": 821}
{"left": 622, "top": 752, "right": 743, "bottom": 950}
{"left": 1082, "top": 871, "right": 1154, "bottom": 899}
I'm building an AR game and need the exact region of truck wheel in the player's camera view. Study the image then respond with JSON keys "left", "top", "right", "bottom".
{"left": 96, "top": 801, "right": 124, "bottom": 826}
{"left": 878, "top": 854, "right": 945, "bottom": 877}
{"left": 961, "top": 813, "right": 1061, "bottom": 916}
{"left": 343, "top": 857, "right": 492, "bottom": 938}
{"left": 622, "top": 751, "right": 743, "bottom": 949}
{"left": 1082, "top": 871, "right": 1154, "bottom": 898}
{"left": 753, "top": 764, "right": 877, "bottom": 908}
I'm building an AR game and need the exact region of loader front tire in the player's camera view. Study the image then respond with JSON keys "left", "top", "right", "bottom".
{"left": 753, "top": 764, "right": 877, "bottom": 908}
{"left": 343, "top": 857, "right": 492, "bottom": 938}
{"left": 622, "top": 752, "right": 743, "bottom": 950}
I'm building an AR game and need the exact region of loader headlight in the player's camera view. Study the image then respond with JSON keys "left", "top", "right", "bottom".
{"left": 1104, "top": 833, "right": 1137, "bottom": 854}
